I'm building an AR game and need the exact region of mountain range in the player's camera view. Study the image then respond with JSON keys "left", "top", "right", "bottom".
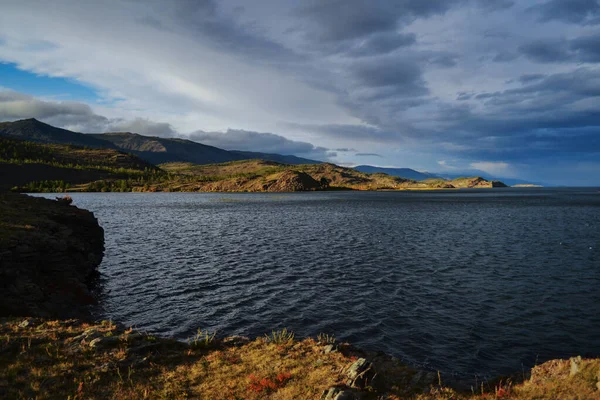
{"left": 0, "top": 118, "right": 511, "bottom": 190}
{"left": 0, "top": 119, "right": 320, "bottom": 166}
{"left": 353, "top": 165, "right": 442, "bottom": 181}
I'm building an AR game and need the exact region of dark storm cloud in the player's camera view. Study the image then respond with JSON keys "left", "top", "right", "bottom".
{"left": 345, "top": 32, "right": 417, "bottom": 57}
{"left": 296, "top": 0, "right": 455, "bottom": 42}
{"left": 355, "top": 152, "right": 384, "bottom": 157}
{"left": 530, "top": 0, "right": 600, "bottom": 25}
{"left": 287, "top": 123, "right": 403, "bottom": 143}
{"left": 297, "top": 0, "right": 512, "bottom": 46}
{"left": 188, "top": 128, "right": 334, "bottom": 159}
{"left": 519, "top": 33, "right": 600, "bottom": 63}
{"left": 303, "top": 67, "right": 600, "bottom": 163}
{"left": 146, "top": 0, "right": 303, "bottom": 65}
{"left": 477, "top": 0, "right": 515, "bottom": 11}
{"left": 493, "top": 52, "right": 519, "bottom": 62}
{"left": 456, "top": 92, "right": 473, "bottom": 101}
{"left": 350, "top": 57, "right": 429, "bottom": 95}
{"left": 519, "top": 38, "right": 571, "bottom": 63}
{"left": 432, "top": 68, "right": 600, "bottom": 158}
{"left": 570, "top": 34, "right": 600, "bottom": 62}
{"left": 427, "top": 52, "right": 459, "bottom": 68}
{"left": 518, "top": 74, "right": 547, "bottom": 84}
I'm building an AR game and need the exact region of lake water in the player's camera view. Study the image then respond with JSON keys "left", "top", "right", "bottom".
{"left": 35, "top": 189, "right": 600, "bottom": 379}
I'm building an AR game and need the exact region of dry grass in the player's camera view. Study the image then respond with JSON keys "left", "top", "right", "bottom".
{"left": 0, "top": 319, "right": 354, "bottom": 400}
{"left": 511, "top": 358, "right": 600, "bottom": 399}
{"left": 1, "top": 318, "right": 598, "bottom": 399}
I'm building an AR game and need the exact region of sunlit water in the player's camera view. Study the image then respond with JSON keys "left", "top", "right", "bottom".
{"left": 34, "top": 188, "right": 600, "bottom": 379}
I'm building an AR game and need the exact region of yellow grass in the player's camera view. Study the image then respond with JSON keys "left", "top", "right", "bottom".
{"left": 1, "top": 318, "right": 598, "bottom": 399}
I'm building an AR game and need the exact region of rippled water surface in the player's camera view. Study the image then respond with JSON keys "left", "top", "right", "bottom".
{"left": 37, "top": 189, "right": 600, "bottom": 378}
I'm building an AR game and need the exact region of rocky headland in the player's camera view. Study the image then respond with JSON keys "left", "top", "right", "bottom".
{"left": 0, "top": 193, "right": 104, "bottom": 319}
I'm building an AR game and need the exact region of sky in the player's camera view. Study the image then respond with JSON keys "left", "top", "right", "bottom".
{"left": 0, "top": 0, "right": 599, "bottom": 185}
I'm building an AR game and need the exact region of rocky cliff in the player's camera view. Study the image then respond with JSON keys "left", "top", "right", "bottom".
{"left": 0, "top": 193, "right": 104, "bottom": 319}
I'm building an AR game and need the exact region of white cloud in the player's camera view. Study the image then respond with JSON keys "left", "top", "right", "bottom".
{"left": 0, "top": 89, "right": 108, "bottom": 130}
{"left": 0, "top": 88, "right": 335, "bottom": 159}
{"left": 470, "top": 161, "right": 514, "bottom": 176}
{"left": 0, "top": 0, "right": 357, "bottom": 136}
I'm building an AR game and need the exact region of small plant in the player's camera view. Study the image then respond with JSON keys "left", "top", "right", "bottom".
{"left": 248, "top": 372, "right": 292, "bottom": 393}
{"left": 265, "top": 328, "right": 294, "bottom": 345}
{"left": 189, "top": 329, "right": 216, "bottom": 349}
{"left": 317, "top": 333, "right": 336, "bottom": 345}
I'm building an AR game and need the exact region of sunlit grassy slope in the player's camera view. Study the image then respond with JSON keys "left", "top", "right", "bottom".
{"left": 1, "top": 318, "right": 598, "bottom": 399}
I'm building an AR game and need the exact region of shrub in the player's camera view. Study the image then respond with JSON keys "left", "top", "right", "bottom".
{"left": 188, "top": 329, "right": 216, "bottom": 349}
{"left": 265, "top": 328, "right": 294, "bottom": 345}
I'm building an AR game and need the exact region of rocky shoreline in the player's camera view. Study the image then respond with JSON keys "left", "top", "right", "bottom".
{"left": 0, "top": 193, "right": 104, "bottom": 319}
{"left": 1, "top": 194, "right": 599, "bottom": 399}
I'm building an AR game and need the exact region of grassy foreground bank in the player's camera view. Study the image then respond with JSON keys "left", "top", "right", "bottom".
{"left": 1, "top": 318, "right": 599, "bottom": 399}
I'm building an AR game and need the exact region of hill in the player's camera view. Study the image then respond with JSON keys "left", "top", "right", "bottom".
{"left": 90, "top": 132, "right": 322, "bottom": 166}
{"left": 158, "top": 160, "right": 415, "bottom": 192}
{"left": 354, "top": 165, "right": 441, "bottom": 181}
{"left": 0, "top": 137, "right": 160, "bottom": 191}
{"left": 229, "top": 150, "right": 320, "bottom": 165}
{"left": 0, "top": 119, "right": 322, "bottom": 167}
{"left": 157, "top": 160, "right": 505, "bottom": 192}
{"left": 437, "top": 172, "right": 546, "bottom": 187}
{"left": 1, "top": 137, "right": 507, "bottom": 193}
{"left": 89, "top": 131, "right": 241, "bottom": 165}
{"left": 421, "top": 176, "right": 508, "bottom": 189}
{"left": 0, "top": 118, "right": 115, "bottom": 149}
{"left": 0, "top": 119, "right": 507, "bottom": 192}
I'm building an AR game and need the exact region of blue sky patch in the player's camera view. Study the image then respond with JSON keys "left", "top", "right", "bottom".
{"left": 0, "top": 62, "right": 99, "bottom": 102}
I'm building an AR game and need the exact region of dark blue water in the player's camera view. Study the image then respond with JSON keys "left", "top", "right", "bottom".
{"left": 35, "top": 188, "right": 600, "bottom": 379}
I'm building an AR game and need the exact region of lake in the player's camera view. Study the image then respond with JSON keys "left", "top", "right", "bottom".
{"left": 34, "top": 188, "right": 600, "bottom": 380}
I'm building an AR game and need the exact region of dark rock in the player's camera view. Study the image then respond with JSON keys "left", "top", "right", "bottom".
{"left": 0, "top": 193, "right": 104, "bottom": 320}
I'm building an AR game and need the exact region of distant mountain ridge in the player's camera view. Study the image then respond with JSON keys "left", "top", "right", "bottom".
{"left": 0, "top": 119, "right": 321, "bottom": 166}
{"left": 436, "top": 172, "right": 547, "bottom": 187}
{"left": 0, "top": 133, "right": 507, "bottom": 192}
{"left": 89, "top": 131, "right": 240, "bottom": 165}
{"left": 0, "top": 119, "right": 116, "bottom": 149}
{"left": 354, "top": 165, "right": 442, "bottom": 181}
{"left": 89, "top": 132, "right": 323, "bottom": 166}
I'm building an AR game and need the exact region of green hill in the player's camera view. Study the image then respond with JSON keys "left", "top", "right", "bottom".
{"left": 0, "top": 137, "right": 160, "bottom": 192}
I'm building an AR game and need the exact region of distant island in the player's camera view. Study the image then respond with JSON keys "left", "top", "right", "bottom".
{"left": 512, "top": 184, "right": 544, "bottom": 188}
{"left": 0, "top": 118, "right": 507, "bottom": 193}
